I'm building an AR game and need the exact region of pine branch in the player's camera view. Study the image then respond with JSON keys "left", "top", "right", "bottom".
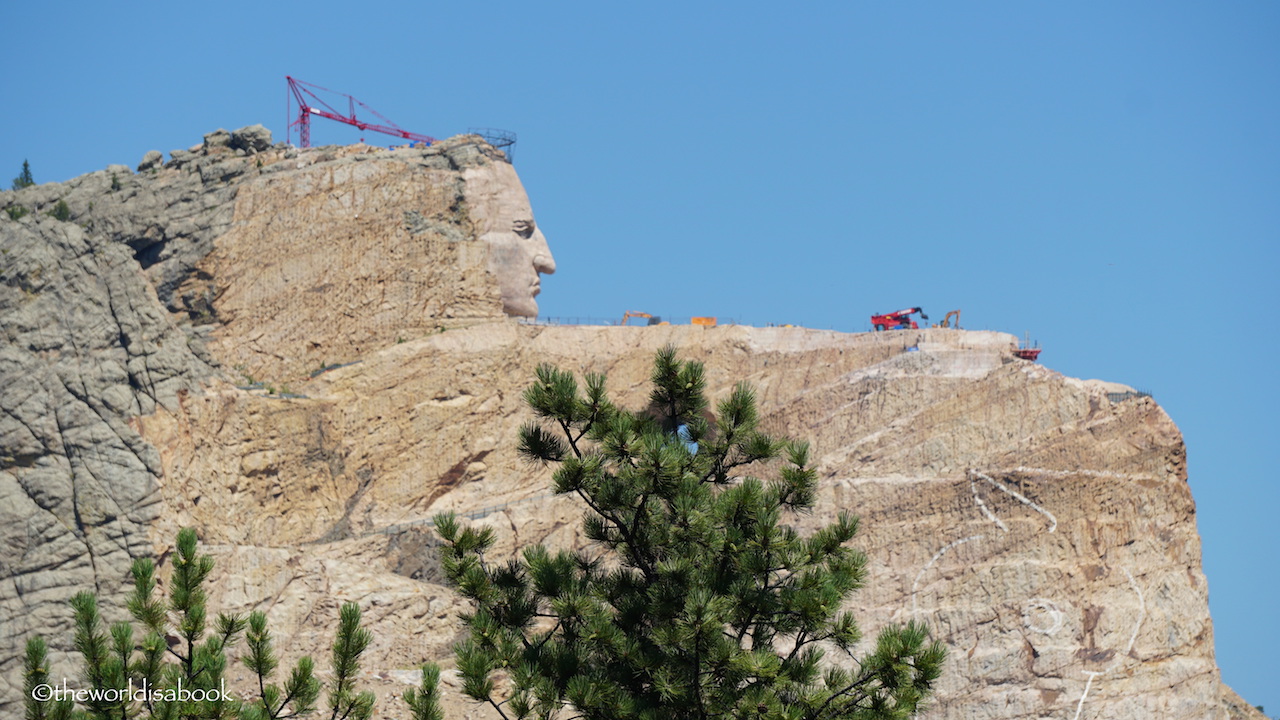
{"left": 24, "top": 637, "right": 73, "bottom": 720}
{"left": 328, "top": 603, "right": 374, "bottom": 720}
{"left": 404, "top": 664, "right": 444, "bottom": 720}
{"left": 439, "top": 350, "right": 943, "bottom": 720}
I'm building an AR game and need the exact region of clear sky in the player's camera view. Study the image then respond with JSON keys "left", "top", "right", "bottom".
{"left": 4, "top": 0, "right": 1277, "bottom": 712}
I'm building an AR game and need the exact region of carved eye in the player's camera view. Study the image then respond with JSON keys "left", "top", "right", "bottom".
{"left": 512, "top": 219, "right": 535, "bottom": 239}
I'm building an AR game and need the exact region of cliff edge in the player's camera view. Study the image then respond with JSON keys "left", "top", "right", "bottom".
{"left": 0, "top": 131, "right": 1261, "bottom": 720}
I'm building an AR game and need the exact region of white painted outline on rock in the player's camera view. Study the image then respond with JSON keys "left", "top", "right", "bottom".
{"left": 1120, "top": 567, "right": 1146, "bottom": 660}
{"left": 911, "top": 534, "right": 985, "bottom": 616}
{"left": 969, "top": 469, "right": 1057, "bottom": 533}
{"left": 915, "top": 472, "right": 1150, "bottom": 719}
{"left": 1072, "top": 671, "right": 1103, "bottom": 720}
{"left": 1022, "top": 598, "right": 1065, "bottom": 635}
{"left": 1069, "top": 566, "right": 1146, "bottom": 719}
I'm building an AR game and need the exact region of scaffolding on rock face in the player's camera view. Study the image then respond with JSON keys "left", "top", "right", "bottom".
{"left": 286, "top": 76, "right": 437, "bottom": 148}
{"left": 468, "top": 127, "right": 517, "bottom": 161}
{"left": 1107, "top": 390, "right": 1153, "bottom": 404}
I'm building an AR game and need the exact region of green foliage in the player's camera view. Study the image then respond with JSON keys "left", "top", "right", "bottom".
{"left": 404, "top": 664, "right": 445, "bottom": 720}
{"left": 12, "top": 159, "right": 35, "bottom": 189}
{"left": 24, "top": 528, "right": 378, "bottom": 720}
{"left": 437, "top": 347, "right": 946, "bottom": 720}
{"left": 7, "top": 205, "right": 29, "bottom": 221}
{"left": 327, "top": 603, "right": 376, "bottom": 720}
{"left": 47, "top": 200, "right": 71, "bottom": 222}
{"left": 24, "top": 637, "right": 73, "bottom": 720}
{"left": 111, "top": 173, "right": 122, "bottom": 192}
{"left": 239, "top": 611, "right": 321, "bottom": 720}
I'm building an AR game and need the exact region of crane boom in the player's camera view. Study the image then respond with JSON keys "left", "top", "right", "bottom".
{"left": 287, "top": 76, "right": 437, "bottom": 148}
{"left": 869, "top": 307, "right": 928, "bottom": 331}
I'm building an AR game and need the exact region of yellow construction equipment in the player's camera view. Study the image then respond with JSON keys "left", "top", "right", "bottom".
{"left": 933, "top": 310, "right": 961, "bottom": 329}
{"left": 691, "top": 316, "right": 717, "bottom": 327}
{"left": 620, "top": 311, "right": 667, "bottom": 326}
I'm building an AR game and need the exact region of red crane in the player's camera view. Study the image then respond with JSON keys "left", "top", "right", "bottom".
{"left": 870, "top": 307, "right": 928, "bottom": 331}
{"left": 286, "top": 76, "right": 437, "bottom": 148}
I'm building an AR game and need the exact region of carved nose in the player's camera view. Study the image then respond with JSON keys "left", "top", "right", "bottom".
{"left": 535, "top": 253, "right": 556, "bottom": 275}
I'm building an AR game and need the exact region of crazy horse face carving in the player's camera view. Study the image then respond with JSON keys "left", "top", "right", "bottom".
{"left": 463, "top": 161, "right": 556, "bottom": 318}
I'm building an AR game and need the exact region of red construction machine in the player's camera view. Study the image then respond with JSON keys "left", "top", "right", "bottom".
{"left": 870, "top": 307, "right": 928, "bottom": 331}
{"left": 1013, "top": 332, "right": 1043, "bottom": 361}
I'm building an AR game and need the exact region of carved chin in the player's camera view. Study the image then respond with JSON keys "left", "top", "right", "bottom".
{"left": 503, "top": 294, "right": 539, "bottom": 318}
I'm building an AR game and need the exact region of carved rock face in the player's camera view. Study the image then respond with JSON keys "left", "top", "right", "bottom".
{"left": 463, "top": 162, "right": 556, "bottom": 317}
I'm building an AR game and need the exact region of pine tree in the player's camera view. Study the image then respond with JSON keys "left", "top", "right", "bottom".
{"left": 23, "top": 528, "right": 379, "bottom": 720}
{"left": 12, "top": 159, "right": 35, "bottom": 189}
{"left": 436, "top": 347, "right": 945, "bottom": 720}
{"left": 47, "top": 199, "right": 71, "bottom": 222}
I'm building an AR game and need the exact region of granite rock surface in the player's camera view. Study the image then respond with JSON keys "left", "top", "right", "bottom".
{"left": 0, "top": 131, "right": 512, "bottom": 710}
{"left": 0, "top": 132, "right": 1262, "bottom": 720}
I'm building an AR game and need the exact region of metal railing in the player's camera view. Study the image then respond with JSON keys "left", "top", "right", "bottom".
{"left": 520, "top": 316, "right": 741, "bottom": 328}
{"left": 468, "top": 128, "right": 516, "bottom": 161}
{"left": 1106, "top": 390, "right": 1153, "bottom": 403}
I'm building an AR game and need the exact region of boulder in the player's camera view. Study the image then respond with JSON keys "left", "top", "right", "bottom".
{"left": 137, "top": 150, "right": 163, "bottom": 172}
{"left": 231, "top": 124, "right": 273, "bottom": 153}
{"left": 202, "top": 128, "right": 232, "bottom": 151}
{"left": 166, "top": 149, "right": 197, "bottom": 169}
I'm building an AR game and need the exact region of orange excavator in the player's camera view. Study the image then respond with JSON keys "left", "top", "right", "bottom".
{"left": 620, "top": 311, "right": 667, "bottom": 326}
{"left": 933, "top": 310, "right": 961, "bottom": 329}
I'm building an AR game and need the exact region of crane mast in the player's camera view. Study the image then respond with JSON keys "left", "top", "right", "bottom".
{"left": 286, "top": 76, "right": 437, "bottom": 148}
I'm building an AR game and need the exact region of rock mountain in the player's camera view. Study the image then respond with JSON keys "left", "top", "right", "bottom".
{"left": 0, "top": 128, "right": 1262, "bottom": 719}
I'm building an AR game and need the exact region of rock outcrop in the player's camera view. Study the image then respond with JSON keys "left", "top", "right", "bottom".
{"left": 0, "top": 130, "right": 521, "bottom": 709}
{"left": 1, "top": 158, "right": 226, "bottom": 707}
{"left": 0, "top": 131, "right": 1262, "bottom": 720}
{"left": 135, "top": 325, "right": 1248, "bottom": 720}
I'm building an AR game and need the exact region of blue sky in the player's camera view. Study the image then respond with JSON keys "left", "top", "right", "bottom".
{"left": 4, "top": 0, "right": 1277, "bottom": 711}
